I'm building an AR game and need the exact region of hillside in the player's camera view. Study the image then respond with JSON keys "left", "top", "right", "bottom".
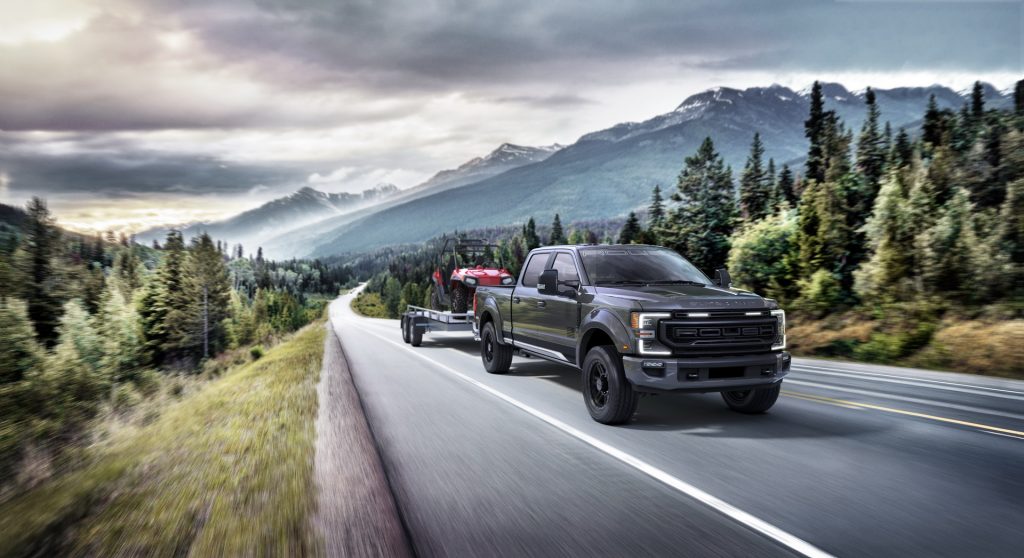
{"left": 307, "top": 82, "right": 1010, "bottom": 257}
{"left": 259, "top": 143, "right": 563, "bottom": 258}
{"left": 135, "top": 183, "right": 398, "bottom": 249}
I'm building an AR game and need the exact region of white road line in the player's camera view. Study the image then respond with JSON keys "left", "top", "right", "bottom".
{"left": 791, "top": 364, "right": 1024, "bottom": 396}
{"left": 786, "top": 380, "right": 1024, "bottom": 421}
{"left": 791, "top": 366, "right": 1024, "bottom": 401}
{"left": 982, "top": 431, "right": 1024, "bottom": 441}
{"left": 343, "top": 320, "right": 834, "bottom": 558}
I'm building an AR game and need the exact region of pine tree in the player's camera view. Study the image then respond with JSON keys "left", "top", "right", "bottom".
{"left": 890, "top": 128, "right": 913, "bottom": 168}
{"left": 922, "top": 94, "right": 944, "bottom": 147}
{"left": 662, "top": 137, "right": 737, "bottom": 272}
{"left": 139, "top": 231, "right": 186, "bottom": 364}
{"left": 739, "top": 132, "right": 772, "bottom": 222}
{"left": 854, "top": 168, "right": 916, "bottom": 300}
{"left": 524, "top": 217, "right": 541, "bottom": 250}
{"left": 0, "top": 298, "right": 43, "bottom": 385}
{"left": 1015, "top": 79, "right": 1024, "bottom": 115}
{"left": 170, "top": 234, "right": 232, "bottom": 362}
{"left": 766, "top": 158, "right": 777, "bottom": 206}
{"left": 548, "top": 214, "right": 566, "bottom": 245}
{"left": 777, "top": 164, "right": 796, "bottom": 207}
{"left": 999, "top": 178, "right": 1024, "bottom": 299}
{"left": 857, "top": 87, "right": 887, "bottom": 198}
{"left": 99, "top": 277, "right": 146, "bottom": 382}
{"left": 920, "top": 188, "right": 978, "bottom": 296}
{"left": 618, "top": 212, "right": 642, "bottom": 244}
{"left": 22, "top": 197, "right": 62, "bottom": 346}
{"left": 971, "top": 81, "right": 985, "bottom": 120}
{"left": 805, "top": 81, "right": 826, "bottom": 183}
{"left": 648, "top": 185, "right": 665, "bottom": 229}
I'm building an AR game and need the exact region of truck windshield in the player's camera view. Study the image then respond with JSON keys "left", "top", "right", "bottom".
{"left": 579, "top": 247, "right": 709, "bottom": 286}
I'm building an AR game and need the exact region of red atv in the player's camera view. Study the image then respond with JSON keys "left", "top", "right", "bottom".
{"left": 430, "top": 238, "right": 514, "bottom": 313}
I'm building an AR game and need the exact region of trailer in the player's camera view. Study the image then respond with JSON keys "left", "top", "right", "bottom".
{"left": 400, "top": 304, "right": 475, "bottom": 347}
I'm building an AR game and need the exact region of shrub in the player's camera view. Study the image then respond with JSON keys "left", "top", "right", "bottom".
{"left": 913, "top": 320, "right": 1024, "bottom": 377}
{"left": 795, "top": 269, "right": 844, "bottom": 317}
{"left": 250, "top": 345, "right": 264, "bottom": 360}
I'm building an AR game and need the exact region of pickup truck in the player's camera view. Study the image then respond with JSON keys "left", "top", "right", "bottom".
{"left": 474, "top": 244, "right": 790, "bottom": 424}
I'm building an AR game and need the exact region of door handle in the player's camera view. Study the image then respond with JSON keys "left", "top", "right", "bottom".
{"left": 536, "top": 301, "right": 546, "bottom": 308}
{"left": 512, "top": 297, "right": 521, "bottom": 304}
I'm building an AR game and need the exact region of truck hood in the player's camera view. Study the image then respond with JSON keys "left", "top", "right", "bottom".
{"left": 593, "top": 284, "right": 771, "bottom": 311}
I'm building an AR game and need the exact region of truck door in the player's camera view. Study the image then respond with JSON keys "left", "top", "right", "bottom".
{"left": 510, "top": 251, "right": 551, "bottom": 347}
{"left": 537, "top": 251, "right": 582, "bottom": 362}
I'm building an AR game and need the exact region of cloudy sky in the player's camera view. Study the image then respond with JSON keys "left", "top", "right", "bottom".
{"left": 0, "top": 0, "right": 1020, "bottom": 232}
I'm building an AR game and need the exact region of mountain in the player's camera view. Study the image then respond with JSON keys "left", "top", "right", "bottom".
{"left": 136, "top": 183, "right": 399, "bottom": 250}
{"left": 258, "top": 142, "right": 563, "bottom": 258}
{"left": 302, "top": 82, "right": 1010, "bottom": 258}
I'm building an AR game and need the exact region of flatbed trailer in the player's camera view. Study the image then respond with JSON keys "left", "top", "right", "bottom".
{"left": 400, "top": 304, "right": 475, "bottom": 346}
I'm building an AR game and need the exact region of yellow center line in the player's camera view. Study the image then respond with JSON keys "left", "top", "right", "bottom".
{"left": 782, "top": 390, "right": 1024, "bottom": 438}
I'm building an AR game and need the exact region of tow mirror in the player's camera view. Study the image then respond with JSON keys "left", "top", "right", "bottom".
{"left": 714, "top": 268, "right": 732, "bottom": 289}
{"left": 538, "top": 269, "right": 558, "bottom": 295}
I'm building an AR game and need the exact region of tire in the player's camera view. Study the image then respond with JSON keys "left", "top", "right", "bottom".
{"left": 480, "top": 321, "right": 513, "bottom": 374}
{"left": 582, "top": 345, "right": 638, "bottom": 425}
{"left": 430, "top": 286, "right": 444, "bottom": 311}
{"left": 401, "top": 316, "right": 411, "bottom": 344}
{"left": 410, "top": 320, "right": 423, "bottom": 347}
{"left": 721, "top": 383, "right": 781, "bottom": 414}
{"left": 451, "top": 283, "right": 469, "bottom": 313}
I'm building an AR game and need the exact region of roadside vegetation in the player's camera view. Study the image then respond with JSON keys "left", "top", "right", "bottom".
{"left": 353, "top": 80, "right": 1024, "bottom": 378}
{"left": 0, "top": 321, "right": 326, "bottom": 557}
{"left": 0, "top": 202, "right": 354, "bottom": 499}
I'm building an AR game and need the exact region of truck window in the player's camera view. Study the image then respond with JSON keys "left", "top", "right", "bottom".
{"left": 521, "top": 253, "right": 549, "bottom": 287}
{"left": 551, "top": 253, "right": 580, "bottom": 282}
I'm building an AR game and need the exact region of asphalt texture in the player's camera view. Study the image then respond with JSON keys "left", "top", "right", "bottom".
{"left": 323, "top": 290, "right": 1024, "bottom": 557}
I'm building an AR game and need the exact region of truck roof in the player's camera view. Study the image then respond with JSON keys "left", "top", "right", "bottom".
{"left": 531, "top": 244, "right": 666, "bottom": 251}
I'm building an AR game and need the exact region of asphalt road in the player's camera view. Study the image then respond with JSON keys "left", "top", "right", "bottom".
{"left": 326, "top": 291, "right": 1024, "bottom": 557}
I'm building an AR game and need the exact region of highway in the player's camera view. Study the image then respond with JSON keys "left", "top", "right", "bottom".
{"left": 325, "top": 291, "right": 1024, "bottom": 557}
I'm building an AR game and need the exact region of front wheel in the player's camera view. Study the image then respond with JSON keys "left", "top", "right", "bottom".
{"left": 480, "top": 322, "right": 513, "bottom": 374}
{"left": 582, "top": 345, "right": 638, "bottom": 425}
{"left": 721, "top": 383, "right": 781, "bottom": 414}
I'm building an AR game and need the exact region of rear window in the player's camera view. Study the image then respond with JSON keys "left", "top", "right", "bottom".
{"left": 520, "top": 253, "right": 549, "bottom": 287}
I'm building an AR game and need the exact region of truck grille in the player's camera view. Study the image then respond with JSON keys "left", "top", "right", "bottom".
{"left": 659, "top": 313, "right": 776, "bottom": 356}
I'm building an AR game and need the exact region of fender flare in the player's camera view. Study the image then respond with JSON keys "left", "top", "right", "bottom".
{"left": 576, "top": 309, "right": 633, "bottom": 365}
{"left": 477, "top": 297, "right": 507, "bottom": 344}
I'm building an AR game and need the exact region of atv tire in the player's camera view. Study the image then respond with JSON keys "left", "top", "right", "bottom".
{"left": 430, "top": 286, "right": 444, "bottom": 311}
{"left": 451, "top": 283, "right": 470, "bottom": 313}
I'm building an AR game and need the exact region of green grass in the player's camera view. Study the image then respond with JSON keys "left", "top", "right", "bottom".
{"left": 350, "top": 291, "right": 390, "bottom": 318}
{"left": 0, "top": 321, "right": 327, "bottom": 557}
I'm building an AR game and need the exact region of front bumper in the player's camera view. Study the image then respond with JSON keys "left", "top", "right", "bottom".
{"left": 622, "top": 352, "right": 790, "bottom": 393}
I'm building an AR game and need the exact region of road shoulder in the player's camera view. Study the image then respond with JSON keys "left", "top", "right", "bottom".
{"left": 313, "top": 324, "right": 413, "bottom": 557}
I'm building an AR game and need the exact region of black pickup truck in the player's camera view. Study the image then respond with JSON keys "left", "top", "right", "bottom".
{"left": 474, "top": 245, "right": 789, "bottom": 424}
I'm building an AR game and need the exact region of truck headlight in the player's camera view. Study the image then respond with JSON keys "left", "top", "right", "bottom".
{"left": 630, "top": 312, "right": 672, "bottom": 355}
{"left": 771, "top": 309, "right": 786, "bottom": 350}
{"left": 463, "top": 276, "right": 478, "bottom": 287}
{"left": 501, "top": 276, "right": 514, "bottom": 285}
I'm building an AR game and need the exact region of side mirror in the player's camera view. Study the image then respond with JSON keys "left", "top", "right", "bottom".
{"left": 714, "top": 268, "right": 732, "bottom": 289}
{"left": 538, "top": 269, "right": 558, "bottom": 295}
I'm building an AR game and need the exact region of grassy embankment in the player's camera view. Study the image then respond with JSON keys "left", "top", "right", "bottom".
{"left": 0, "top": 321, "right": 327, "bottom": 557}
{"left": 351, "top": 291, "right": 391, "bottom": 318}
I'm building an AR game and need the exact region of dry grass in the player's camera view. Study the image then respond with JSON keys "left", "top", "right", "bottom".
{"left": 909, "top": 320, "right": 1024, "bottom": 378}
{"left": 0, "top": 321, "right": 327, "bottom": 557}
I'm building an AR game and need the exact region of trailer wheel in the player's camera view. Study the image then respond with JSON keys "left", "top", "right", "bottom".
{"left": 451, "top": 283, "right": 469, "bottom": 313}
{"left": 401, "top": 316, "right": 411, "bottom": 344}
{"left": 480, "top": 322, "right": 512, "bottom": 374}
{"left": 410, "top": 322, "right": 423, "bottom": 347}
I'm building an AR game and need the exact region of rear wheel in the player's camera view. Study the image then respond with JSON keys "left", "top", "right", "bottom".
{"left": 582, "top": 345, "right": 638, "bottom": 425}
{"left": 480, "top": 321, "right": 512, "bottom": 374}
{"left": 401, "top": 316, "right": 411, "bottom": 344}
{"left": 721, "top": 383, "right": 781, "bottom": 414}
{"left": 451, "top": 283, "right": 469, "bottom": 313}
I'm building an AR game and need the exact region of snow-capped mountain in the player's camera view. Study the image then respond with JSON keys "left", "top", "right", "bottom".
{"left": 409, "top": 142, "right": 564, "bottom": 195}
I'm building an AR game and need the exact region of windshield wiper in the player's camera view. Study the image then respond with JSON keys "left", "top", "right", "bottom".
{"left": 596, "top": 280, "right": 648, "bottom": 286}
{"left": 646, "top": 280, "right": 705, "bottom": 286}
